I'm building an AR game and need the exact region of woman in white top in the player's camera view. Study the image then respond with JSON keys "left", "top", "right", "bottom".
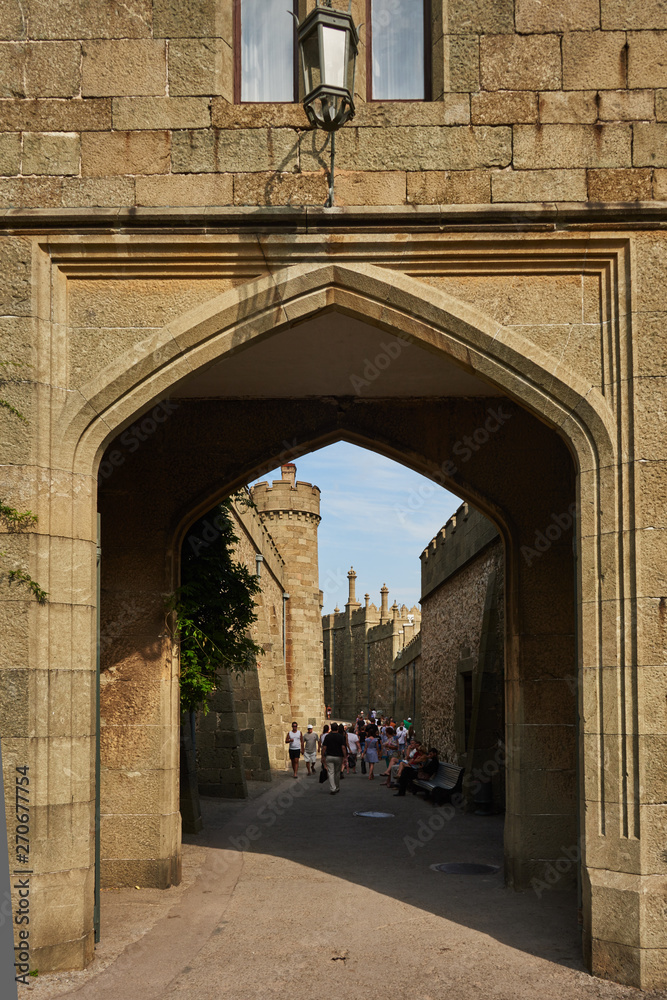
{"left": 346, "top": 727, "right": 360, "bottom": 773}
{"left": 285, "top": 722, "right": 303, "bottom": 778}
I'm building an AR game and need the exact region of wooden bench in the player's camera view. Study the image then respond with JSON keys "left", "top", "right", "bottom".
{"left": 411, "top": 761, "right": 464, "bottom": 805}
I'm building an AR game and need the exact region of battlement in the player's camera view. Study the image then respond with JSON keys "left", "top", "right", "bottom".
{"left": 420, "top": 502, "right": 499, "bottom": 601}
{"left": 252, "top": 464, "right": 321, "bottom": 518}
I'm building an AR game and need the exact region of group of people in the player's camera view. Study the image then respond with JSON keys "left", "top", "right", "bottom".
{"left": 285, "top": 711, "right": 439, "bottom": 797}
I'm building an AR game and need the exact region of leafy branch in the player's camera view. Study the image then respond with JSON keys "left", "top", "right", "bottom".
{"left": 7, "top": 568, "right": 48, "bottom": 605}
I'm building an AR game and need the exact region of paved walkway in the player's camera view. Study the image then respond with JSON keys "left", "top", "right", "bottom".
{"left": 35, "top": 769, "right": 654, "bottom": 1000}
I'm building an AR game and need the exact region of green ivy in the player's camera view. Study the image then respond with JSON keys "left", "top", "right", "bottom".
{"left": 169, "top": 494, "right": 263, "bottom": 715}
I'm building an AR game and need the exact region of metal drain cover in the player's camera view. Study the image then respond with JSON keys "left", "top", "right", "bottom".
{"left": 353, "top": 811, "right": 395, "bottom": 819}
{"left": 431, "top": 863, "right": 500, "bottom": 875}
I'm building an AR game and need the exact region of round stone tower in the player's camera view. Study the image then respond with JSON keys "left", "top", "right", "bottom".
{"left": 251, "top": 463, "right": 323, "bottom": 729}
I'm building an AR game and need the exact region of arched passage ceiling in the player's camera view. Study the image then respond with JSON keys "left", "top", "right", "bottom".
{"left": 174, "top": 309, "right": 502, "bottom": 399}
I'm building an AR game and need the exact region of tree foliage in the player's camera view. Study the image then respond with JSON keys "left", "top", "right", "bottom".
{"left": 170, "top": 494, "right": 263, "bottom": 715}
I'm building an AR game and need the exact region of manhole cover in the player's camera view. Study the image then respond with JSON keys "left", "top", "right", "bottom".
{"left": 430, "top": 863, "right": 500, "bottom": 875}
{"left": 353, "top": 811, "right": 395, "bottom": 819}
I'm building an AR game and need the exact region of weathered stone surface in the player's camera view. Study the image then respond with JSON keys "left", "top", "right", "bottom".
{"left": 313, "top": 126, "right": 511, "bottom": 172}
{"left": 538, "top": 91, "right": 598, "bottom": 123}
{"left": 447, "top": 0, "right": 514, "bottom": 34}
{"left": 598, "top": 90, "right": 655, "bottom": 120}
{"left": 471, "top": 91, "right": 537, "bottom": 125}
{"left": 333, "top": 170, "right": 407, "bottom": 206}
{"left": 602, "top": 0, "right": 667, "bottom": 28}
{"left": 481, "top": 34, "right": 561, "bottom": 91}
{"left": 0, "top": 132, "right": 20, "bottom": 175}
{"left": 168, "top": 39, "right": 231, "bottom": 99}
{"left": 211, "top": 100, "right": 308, "bottom": 130}
{"left": 61, "top": 177, "right": 136, "bottom": 207}
{"left": 633, "top": 123, "right": 667, "bottom": 166}
{"left": 562, "top": 31, "right": 626, "bottom": 91}
{"left": 406, "top": 169, "right": 491, "bottom": 203}
{"left": 652, "top": 168, "right": 667, "bottom": 198}
{"left": 587, "top": 168, "right": 653, "bottom": 201}
{"left": 135, "top": 173, "right": 233, "bottom": 206}
{"left": 0, "top": 175, "right": 63, "bottom": 207}
{"left": 629, "top": 32, "right": 667, "bottom": 88}
{"left": 0, "top": 2, "right": 26, "bottom": 40}
{"left": 112, "top": 97, "right": 210, "bottom": 131}
{"left": 172, "top": 128, "right": 298, "bottom": 173}
{"left": 233, "top": 170, "right": 331, "bottom": 207}
{"left": 0, "top": 98, "right": 111, "bottom": 132}
{"left": 654, "top": 89, "right": 667, "bottom": 120}
{"left": 81, "top": 131, "right": 170, "bottom": 176}
{"left": 448, "top": 35, "right": 480, "bottom": 92}
{"left": 28, "top": 0, "right": 152, "bottom": 39}
{"left": 22, "top": 132, "right": 80, "bottom": 176}
{"left": 516, "top": 0, "right": 600, "bottom": 31}
{"left": 152, "top": 0, "right": 231, "bottom": 38}
{"left": 492, "top": 168, "right": 587, "bottom": 202}
{"left": 513, "top": 124, "right": 632, "bottom": 169}
{"left": 82, "top": 40, "right": 166, "bottom": 97}
{"left": 0, "top": 41, "right": 81, "bottom": 98}
{"left": 354, "top": 97, "right": 470, "bottom": 127}
{"left": 0, "top": 237, "right": 31, "bottom": 315}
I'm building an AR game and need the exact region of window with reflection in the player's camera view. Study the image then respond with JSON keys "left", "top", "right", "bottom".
{"left": 368, "top": 0, "right": 431, "bottom": 101}
{"left": 235, "top": 0, "right": 297, "bottom": 103}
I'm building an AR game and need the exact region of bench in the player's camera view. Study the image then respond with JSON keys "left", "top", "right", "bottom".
{"left": 411, "top": 761, "right": 464, "bottom": 806}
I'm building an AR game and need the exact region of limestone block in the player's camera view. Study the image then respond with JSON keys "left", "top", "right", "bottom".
{"left": 312, "top": 126, "right": 511, "bottom": 172}
{"left": 135, "top": 173, "right": 233, "bottom": 207}
{"left": 211, "top": 100, "right": 308, "bottom": 129}
{"left": 112, "top": 97, "right": 210, "bottom": 131}
{"left": 22, "top": 132, "right": 80, "bottom": 176}
{"left": 654, "top": 89, "right": 667, "bottom": 120}
{"left": 168, "top": 39, "right": 231, "bottom": 98}
{"left": 447, "top": 0, "right": 514, "bottom": 33}
{"left": 491, "top": 168, "right": 587, "bottom": 203}
{"left": 602, "top": 0, "right": 667, "bottom": 29}
{"left": 480, "top": 34, "right": 561, "bottom": 92}
{"left": 562, "top": 32, "right": 626, "bottom": 91}
{"left": 172, "top": 128, "right": 298, "bottom": 173}
{"left": 354, "top": 97, "right": 470, "bottom": 126}
{"left": 332, "top": 171, "right": 407, "bottom": 206}
{"left": 628, "top": 32, "right": 667, "bottom": 88}
{"left": 0, "top": 133, "right": 20, "bottom": 175}
{"left": 471, "top": 91, "right": 537, "bottom": 125}
{"left": 232, "top": 171, "right": 328, "bottom": 207}
{"left": 587, "top": 168, "right": 652, "bottom": 202}
{"left": 0, "top": 175, "right": 64, "bottom": 207}
{"left": 513, "top": 124, "right": 632, "bottom": 169}
{"left": 538, "top": 90, "right": 597, "bottom": 123}
{"left": 406, "top": 169, "right": 490, "bottom": 203}
{"left": 447, "top": 35, "right": 480, "bottom": 93}
{"left": 516, "top": 0, "right": 600, "bottom": 31}
{"left": 0, "top": 98, "right": 111, "bottom": 132}
{"left": 0, "top": 41, "right": 81, "bottom": 99}
{"left": 652, "top": 169, "right": 667, "bottom": 199}
{"left": 82, "top": 40, "right": 166, "bottom": 97}
{"left": 61, "top": 177, "right": 136, "bottom": 207}
{"left": 153, "top": 0, "right": 231, "bottom": 38}
{"left": 598, "top": 90, "right": 655, "bottom": 121}
{"left": 81, "top": 130, "right": 170, "bottom": 176}
{"left": 0, "top": 2, "right": 26, "bottom": 40}
{"left": 0, "top": 237, "right": 32, "bottom": 316}
{"left": 633, "top": 123, "right": 667, "bottom": 166}
{"left": 0, "top": 669, "right": 29, "bottom": 736}
{"left": 28, "top": 0, "right": 152, "bottom": 39}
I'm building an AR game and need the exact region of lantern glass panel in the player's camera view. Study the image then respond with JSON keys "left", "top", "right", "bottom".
{"left": 321, "top": 25, "right": 347, "bottom": 89}
{"left": 301, "top": 29, "right": 321, "bottom": 93}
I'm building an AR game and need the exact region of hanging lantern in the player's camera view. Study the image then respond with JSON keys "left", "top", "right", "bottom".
{"left": 298, "top": 2, "right": 359, "bottom": 132}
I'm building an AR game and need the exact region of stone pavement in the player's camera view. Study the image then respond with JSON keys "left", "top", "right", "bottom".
{"left": 35, "top": 769, "right": 656, "bottom": 1000}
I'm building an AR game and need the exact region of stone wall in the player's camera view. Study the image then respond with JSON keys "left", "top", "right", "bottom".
{"left": 4, "top": 0, "right": 667, "bottom": 208}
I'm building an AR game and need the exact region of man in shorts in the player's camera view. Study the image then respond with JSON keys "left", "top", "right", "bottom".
{"left": 285, "top": 721, "right": 304, "bottom": 778}
{"left": 303, "top": 723, "right": 318, "bottom": 775}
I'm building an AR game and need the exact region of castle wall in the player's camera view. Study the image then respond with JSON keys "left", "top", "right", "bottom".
{"left": 393, "top": 634, "right": 422, "bottom": 732}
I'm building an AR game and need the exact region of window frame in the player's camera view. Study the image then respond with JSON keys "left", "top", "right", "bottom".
{"left": 233, "top": 0, "right": 299, "bottom": 105}
{"left": 365, "top": 0, "right": 432, "bottom": 103}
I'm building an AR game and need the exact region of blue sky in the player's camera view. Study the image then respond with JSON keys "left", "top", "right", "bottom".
{"left": 251, "top": 441, "right": 462, "bottom": 614}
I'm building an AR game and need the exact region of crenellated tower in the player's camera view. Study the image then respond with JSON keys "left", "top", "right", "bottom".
{"left": 251, "top": 463, "right": 323, "bottom": 728}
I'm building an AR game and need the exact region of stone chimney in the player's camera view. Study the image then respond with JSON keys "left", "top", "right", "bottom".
{"left": 281, "top": 463, "right": 296, "bottom": 487}
{"left": 380, "top": 584, "right": 389, "bottom": 622}
{"left": 364, "top": 593, "right": 370, "bottom": 609}
{"left": 347, "top": 567, "right": 357, "bottom": 604}
{"left": 391, "top": 601, "right": 399, "bottom": 621}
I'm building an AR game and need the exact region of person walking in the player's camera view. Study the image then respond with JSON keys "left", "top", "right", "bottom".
{"left": 303, "top": 723, "right": 318, "bottom": 775}
{"left": 321, "top": 722, "right": 347, "bottom": 794}
{"left": 363, "top": 725, "right": 380, "bottom": 780}
{"left": 346, "top": 726, "right": 360, "bottom": 773}
{"left": 395, "top": 722, "right": 408, "bottom": 758}
{"left": 285, "top": 721, "right": 303, "bottom": 778}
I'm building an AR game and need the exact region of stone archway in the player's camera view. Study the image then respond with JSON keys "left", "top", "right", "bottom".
{"left": 17, "top": 245, "right": 655, "bottom": 987}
